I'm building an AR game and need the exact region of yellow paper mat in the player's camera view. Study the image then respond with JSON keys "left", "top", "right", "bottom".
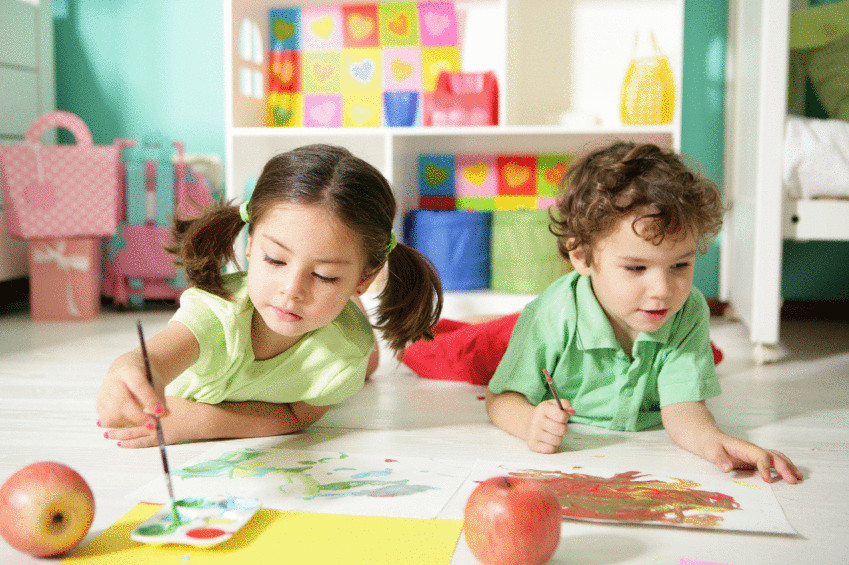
{"left": 64, "top": 503, "right": 463, "bottom": 565}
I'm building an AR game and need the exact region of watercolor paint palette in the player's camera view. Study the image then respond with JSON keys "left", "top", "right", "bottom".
{"left": 130, "top": 496, "right": 260, "bottom": 547}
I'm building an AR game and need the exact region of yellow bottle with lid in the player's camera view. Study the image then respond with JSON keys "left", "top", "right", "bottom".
{"left": 620, "top": 30, "right": 676, "bottom": 124}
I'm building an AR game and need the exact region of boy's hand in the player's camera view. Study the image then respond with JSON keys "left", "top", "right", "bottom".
{"left": 662, "top": 401, "right": 803, "bottom": 484}
{"left": 704, "top": 435, "right": 802, "bottom": 484}
{"left": 526, "top": 399, "right": 576, "bottom": 454}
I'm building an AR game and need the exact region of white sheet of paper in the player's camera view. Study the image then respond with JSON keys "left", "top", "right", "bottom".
{"left": 442, "top": 461, "right": 796, "bottom": 535}
{"left": 132, "top": 446, "right": 471, "bottom": 519}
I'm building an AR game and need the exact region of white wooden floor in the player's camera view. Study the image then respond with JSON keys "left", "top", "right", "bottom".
{"left": 1, "top": 293, "right": 848, "bottom": 564}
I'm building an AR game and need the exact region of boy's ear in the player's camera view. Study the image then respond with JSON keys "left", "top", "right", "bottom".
{"left": 568, "top": 245, "right": 592, "bottom": 276}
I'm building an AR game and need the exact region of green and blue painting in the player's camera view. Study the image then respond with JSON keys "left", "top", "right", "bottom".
{"left": 134, "top": 447, "right": 470, "bottom": 519}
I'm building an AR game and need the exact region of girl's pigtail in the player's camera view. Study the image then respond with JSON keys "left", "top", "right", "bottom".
{"left": 166, "top": 200, "right": 246, "bottom": 299}
{"left": 373, "top": 242, "right": 443, "bottom": 352}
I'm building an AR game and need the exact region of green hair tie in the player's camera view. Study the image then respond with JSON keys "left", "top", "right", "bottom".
{"left": 385, "top": 232, "right": 398, "bottom": 255}
{"left": 239, "top": 201, "right": 250, "bottom": 223}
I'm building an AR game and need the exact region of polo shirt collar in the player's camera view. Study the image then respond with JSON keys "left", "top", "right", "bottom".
{"left": 575, "top": 275, "right": 620, "bottom": 350}
{"left": 574, "top": 274, "right": 674, "bottom": 350}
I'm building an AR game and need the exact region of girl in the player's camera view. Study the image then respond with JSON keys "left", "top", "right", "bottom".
{"left": 97, "top": 144, "right": 442, "bottom": 448}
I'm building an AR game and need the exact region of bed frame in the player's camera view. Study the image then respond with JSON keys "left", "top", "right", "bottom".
{"left": 722, "top": 0, "right": 849, "bottom": 363}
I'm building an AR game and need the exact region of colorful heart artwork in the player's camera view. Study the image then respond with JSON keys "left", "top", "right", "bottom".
{"left": 387, "top": 13, "right": 410, "bottom": 37}
{"left": 463, "top": 163, "right": 488, "bottom": 187}
{"left": 349, "top": 13, "right": 375, "bottom": 42}
{"left": 425, "top": 164, "right": 448, "bottom": 186}
{"left": 350, "top": 58, "right": 376, "bottom": 83}
{"left": 274, "top": 20, "right": 295, "bottom": 42}
{"left": 424, "top": 12, "right": 450, "bottom": 37}
{"left": 304, "top": 95, "right": 342, "bottom": 127}
{"left": 269, "top": 3, "right": 458, "bottom": 127}
{"left": 310, "top": 102, "right": 336, "bottom": 125}
{"left": 418, "top": 2, "right": 457, "bottom": 46}
{"left": 312, "top": 15, "right": 333, "bottom": 39}
{"left": 544, "top": 162, "right": 566, "bottom": 186}
{"left": 273, "top": 106, "right": 294, "bottom": 126}
{"left": 504, "top": 164, "right": 531, "bottom": 188}
{"left": 392, "top": 59, "right": 414, "bottom": 81}
{"left": 273, "top": 60, "right": 295, "bottom": 84}
{"left": 351, "top": 104, "right": 374, "bottom": 125}
{"left": 312, "top": 62, "right": 336, "bottom": 84}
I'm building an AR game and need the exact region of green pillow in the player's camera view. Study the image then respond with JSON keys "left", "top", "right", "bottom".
{"left": 791, "top": 0, "right": 849, "bottom": 121}
{"left": 789, "top": 0, "right": 849, "bottom": 50}
{"left": 798, "top": 34, "right": 849, "bottom": 121}
{"left": 489, "top": 209, "right": 572, "bottom": 294}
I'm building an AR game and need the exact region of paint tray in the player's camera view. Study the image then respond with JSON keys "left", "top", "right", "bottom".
{"left": 130, "top": 496, "right": 260, "bottom": 547}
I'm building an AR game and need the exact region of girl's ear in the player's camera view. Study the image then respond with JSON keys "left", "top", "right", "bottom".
{"left": 568, "top": 245, "right": 592, "bottom": 276}
{"left": 355, "top": 265, "right": 383, "bottom": 295}
{"left": 245, "top": 235, "right": 252, "bottom": 260}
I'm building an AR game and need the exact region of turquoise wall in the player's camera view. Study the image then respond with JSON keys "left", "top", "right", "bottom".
{"left": 52, "top": 0, "right": 846, "bottom": 300}
{"left": 53, "top": 0, "right": 223, "bottom": 156}
{"left": 681, "top": 0, "right": 727, "bottom": 298}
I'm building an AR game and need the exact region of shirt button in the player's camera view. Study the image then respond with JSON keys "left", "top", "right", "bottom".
{"left": 622, "top": 387, "right": 634, "bottom": 397}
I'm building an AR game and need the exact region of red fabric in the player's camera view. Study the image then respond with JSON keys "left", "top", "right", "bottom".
{"left": 401, "top": 313, "right": 521, "bottom": 385}
{"left": 402, "top": 314, "right": 723, "bottom": 385}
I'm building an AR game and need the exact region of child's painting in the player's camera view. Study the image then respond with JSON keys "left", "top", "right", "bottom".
{"left": 451, "top": 462, "right": 796, "bottom": 534}
{"left": 133, "top": 447, "right": 470, "bottom": 520}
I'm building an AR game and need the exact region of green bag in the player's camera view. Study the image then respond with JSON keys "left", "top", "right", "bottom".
{"left": 489, "top": 209, "right": 572, "bottom": 293}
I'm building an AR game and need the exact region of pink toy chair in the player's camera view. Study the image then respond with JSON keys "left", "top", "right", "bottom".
{"left": 103, "top": 136, "right": 212, "bottom": 309}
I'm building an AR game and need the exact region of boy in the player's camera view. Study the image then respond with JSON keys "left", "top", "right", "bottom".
{"left": 406, "top": 142, "right": 801, "bottom": 484}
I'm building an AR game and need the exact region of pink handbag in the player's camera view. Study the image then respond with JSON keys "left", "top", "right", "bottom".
{"left": 423, "top": 71, "right": 499, "bottom": 126}
{"left": 0, "top": 111, "right": 124, "bottom": 239}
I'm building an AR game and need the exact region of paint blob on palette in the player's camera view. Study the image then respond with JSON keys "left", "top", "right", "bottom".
{"left": 130, "top": 496, "right": 260, "bottom": 547}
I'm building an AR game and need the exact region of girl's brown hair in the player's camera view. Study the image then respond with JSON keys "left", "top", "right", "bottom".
{"left": 550, "top": 142, "right": 725, "bottom": 266}
{"left": 167, "top": 144, "right": 442, "bottom": 351}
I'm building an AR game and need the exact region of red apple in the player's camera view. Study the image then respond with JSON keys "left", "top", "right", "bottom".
{"left": 0, "top": 461, "right": 95, "bottom": 557}
{"left": 464, "top": 476, "right": 561, "bottom": 565}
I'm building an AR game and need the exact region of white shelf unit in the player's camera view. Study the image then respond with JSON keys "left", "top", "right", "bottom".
{"left": 224, "top": 0, "right": 684, "bottom": 235}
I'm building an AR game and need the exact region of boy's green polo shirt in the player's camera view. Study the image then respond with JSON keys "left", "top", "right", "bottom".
{"left": 488, "top": 271, "right": 720, "bottom": 431}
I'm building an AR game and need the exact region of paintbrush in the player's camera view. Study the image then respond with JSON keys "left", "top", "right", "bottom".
{"left": 542, "top": 368, "right": 565, "bottom": 412}
{"left": 136, "top": 320, "right": 179, "bottom": 521}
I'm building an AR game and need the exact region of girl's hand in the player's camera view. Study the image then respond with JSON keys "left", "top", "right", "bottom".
{"left": 526, "top": 399, "right": 576, "bottom": 454}
{"left": 703, "top": 435, "right": 803, "bottom": 484}
{"left": 103, "top": 397, "right": 195, "bottom": 448}
{"left": 96, "top": 352, "right": 168, "bottom": 430}
{"left": 97, "top": 321, "right": 200, "bottom": 435}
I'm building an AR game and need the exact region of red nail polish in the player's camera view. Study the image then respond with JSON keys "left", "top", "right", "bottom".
{"left": 154, "top": 406, "right": 164, "bottom": 416}
{"left": 103, "top": 431, "right": 109, "bottom": 439}
{"left": 96, "top": 420, "right": 102, "bottom": 427}
{"left": 146, "top": 421, "right": 155, "bottom": 430}
{"left": 117, "top": 441, "right": 122, "bottom": 447}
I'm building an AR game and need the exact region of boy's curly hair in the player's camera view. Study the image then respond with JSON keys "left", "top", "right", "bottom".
{"left": 550, "top": 142, "right": 725, "bottom": 266}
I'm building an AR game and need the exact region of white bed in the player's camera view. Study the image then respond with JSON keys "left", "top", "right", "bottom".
{"left": 782, "top": 115, "right": 849, "bottom": 240}
{"left": 723, "top": 0, "right": 849, "bottom": 363}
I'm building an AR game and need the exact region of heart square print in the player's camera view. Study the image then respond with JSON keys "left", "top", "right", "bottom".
{"left": 418, "top": 2, "right": 457, "bottom": 46}
{"left": 303, "top": 94, "right": 343, "bottom": 127}
{"left": 301, "top": 5, "right": 343, "bottom": 51}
